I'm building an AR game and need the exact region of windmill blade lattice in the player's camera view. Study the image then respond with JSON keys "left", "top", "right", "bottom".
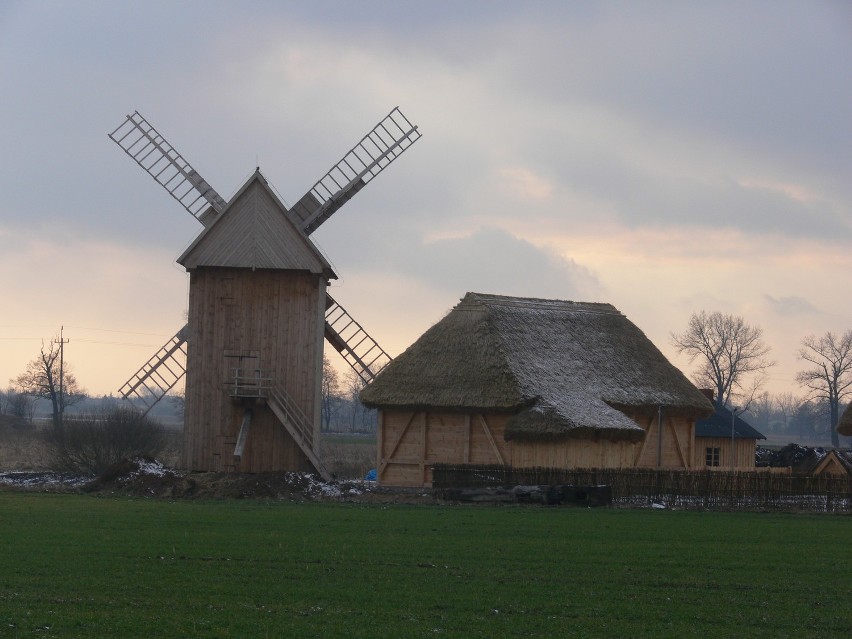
{"left": 324, "top": 295, "right": 392, "bottom": 383}
{"left": 109, "top": 111, "right": 226, "bottom": 225}
{"left": 291, "top": 106, "right": 422, "bottom": 235}
{"left": 110, "top": 107, "right": 418, "bottom": 419}
{"left": 118, "top": 326, "right": 188, "bottom": 416}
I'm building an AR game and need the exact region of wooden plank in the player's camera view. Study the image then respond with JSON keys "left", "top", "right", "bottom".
{"left": 376, "top": 411, "right": 384, "bottom": 477}
{"left": 233, "top": 407, "right": 252, "bottom": 462}
{"left": 378, "top": 411, "right": 417, "bottom": 476}
{"left": 463, "top": 414, "right": 471, "bottom": 463}
{"left": 477, "top": 414, "right": 505, "bottom": 465}
{"left": 667, "top": 417, "right": 687, "bottom": 467}
{"left": 420, "top": 412, "right": 427, "bottom": 485}
{"left": 633, "top": 414, "right": 655, "bottom": 466}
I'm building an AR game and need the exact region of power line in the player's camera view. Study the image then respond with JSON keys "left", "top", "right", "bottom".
{"left": 74, "top": 338, "right": 160, "bottom": 348}
{"left": 62, "top": 325, "right": 173, "bottom": 337}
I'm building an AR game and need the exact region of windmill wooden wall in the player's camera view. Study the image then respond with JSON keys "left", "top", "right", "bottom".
{"left": 181, "top": 267, "right": 325, "bottom": 472}
{"left": 178, "top": 171, "right": 334, "bottom": 473}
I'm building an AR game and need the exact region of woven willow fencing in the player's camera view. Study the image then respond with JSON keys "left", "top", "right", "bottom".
{"left": 431, "top": 465, "right": 852, "bottom": 512}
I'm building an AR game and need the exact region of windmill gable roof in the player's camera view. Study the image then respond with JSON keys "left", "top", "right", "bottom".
{"left": 177, "top": 170, "right": 335, "bottom": 277}
{"left": 360, "top": 292, "right": 713, "bottom": 441}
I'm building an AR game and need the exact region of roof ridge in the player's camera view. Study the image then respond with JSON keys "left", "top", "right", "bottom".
{"left": 463, "top": 292, "right": 620, "bottom": 315}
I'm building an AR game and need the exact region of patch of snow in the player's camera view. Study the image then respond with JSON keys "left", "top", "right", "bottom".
{"left": 0, "top": 471, "right": 89, "bottom": 488}
{"left": 130, "top": 458, "right": 169, "bottom": 477}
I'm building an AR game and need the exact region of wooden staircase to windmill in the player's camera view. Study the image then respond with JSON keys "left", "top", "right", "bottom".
{"left": 109, "top": 108, "right": 421, "bottom": 478}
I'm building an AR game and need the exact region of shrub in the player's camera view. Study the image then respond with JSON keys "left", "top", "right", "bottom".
{"left": 50, "top": 407, "right": 166, "bottom": 475}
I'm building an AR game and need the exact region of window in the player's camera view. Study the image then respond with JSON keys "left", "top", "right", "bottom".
{"left": 705, "top": 447, "right": 721, "bottom": 467}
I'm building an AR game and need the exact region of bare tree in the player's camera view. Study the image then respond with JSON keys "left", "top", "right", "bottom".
{"left": 796, "top": 330, "right": 852, "bottom": 448}
{"left": 774, "top": 392, "right": 801, "bottom": 437}
{"left": 670, "top": 311, "right": 774, "bottom": 410}
{"left": 339, "top": 369, "right": 377, "bottom": 434}
{"left": 0, "top": 387, "right": 35, "bottom": 424}
{"left": 321, "top": 356, "right": 341, "bottom": 431}
{"left": 0, "top": 387, "right": 11, "bottom": 416}
{"left": 746, "top": 391, "right": 773, "bottom": 433}
{"left": 13, "top": 338, "right": 85, "bottom": 433}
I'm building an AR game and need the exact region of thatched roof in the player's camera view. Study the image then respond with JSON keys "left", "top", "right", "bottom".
{"left": 360, "top": 292, "right": 713, "bottom": 441}
{"left": 838, "top": 403, "right": 852, "bottom": 437}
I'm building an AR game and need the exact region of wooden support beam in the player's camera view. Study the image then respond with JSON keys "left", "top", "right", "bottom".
{"left": 233, "top": 407, "right": 252, "bottom": 463}
{"left": 668, "top": 418, "right": 688, "bottom": 468}
{"left": 378, "top": 411, "right": 416, "bottom": 476}
{"left": 633, "top": 415, "right": 655, "bottom": 466}
{"left": 376, "top": 411, "right": 384, "bottom": 477}
{"left": 420, "top": 412, "right": 428, "bottom": 486}
{"left": 463, "top": 414, "right": 471, "bottom": 463}
{"left": 477, "top": 414, "right": 505, "bottom": 465}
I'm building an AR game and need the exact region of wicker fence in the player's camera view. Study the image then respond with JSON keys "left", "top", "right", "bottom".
{"left": 431, "top": 464, "right": 852, "bottom": 512}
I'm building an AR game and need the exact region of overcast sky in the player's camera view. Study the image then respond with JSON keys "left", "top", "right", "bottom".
{"left": 1, "top": 0, "right": 850, "bottom": 400}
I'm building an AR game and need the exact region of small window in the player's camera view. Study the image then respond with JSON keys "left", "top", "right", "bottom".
{"left": 705, "top": 447, "right": 721, "bottom": 467}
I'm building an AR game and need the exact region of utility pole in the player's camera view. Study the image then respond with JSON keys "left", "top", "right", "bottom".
{"left": 54, "top": 326, "right": 69, "bottom": 428}
{"left": 730, "top": 407, "right": 739, "bottom": 471}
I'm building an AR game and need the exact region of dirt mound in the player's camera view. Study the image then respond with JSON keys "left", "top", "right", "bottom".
{"left": 69, "top": 457, "right": 431, "bottom": 503}
{"left": 757, "top": 444, "right": 827, "bottom": 472}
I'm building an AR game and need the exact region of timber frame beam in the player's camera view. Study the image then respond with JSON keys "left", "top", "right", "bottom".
{"left": 378, "top": 411, "right": 417, "bottom": 477}
{"left": 477, "top": 414, "right": 505, "bottom": 465}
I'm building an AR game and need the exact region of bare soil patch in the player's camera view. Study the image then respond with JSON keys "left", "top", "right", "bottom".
{"left": 1, "top": 456, "right": 432, "bottom": 504}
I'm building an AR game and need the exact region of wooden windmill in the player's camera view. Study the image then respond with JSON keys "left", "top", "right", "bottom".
{"left": 108, "top": 108, "right": 421, "bottom": 477}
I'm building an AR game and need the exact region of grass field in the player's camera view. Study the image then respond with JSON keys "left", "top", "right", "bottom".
{"left": 0, "top": 494, "right": 849, "bottom": 638}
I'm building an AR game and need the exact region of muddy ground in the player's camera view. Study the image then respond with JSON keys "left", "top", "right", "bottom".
{"left": 0, "top": 457, "right": 435, "bottom": 504}
{"left": 0, "top": 417, "right": 430, "bottom": 504}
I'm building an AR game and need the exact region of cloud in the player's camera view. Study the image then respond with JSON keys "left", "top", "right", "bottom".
{"left": 392, "top": 226, "right": 600, "bottom": 301}
{"left": 2, "top": 0, "right": 851, "bottom": 400}
{"left": 762, "top": 295, "right": 821, "bottom": 318}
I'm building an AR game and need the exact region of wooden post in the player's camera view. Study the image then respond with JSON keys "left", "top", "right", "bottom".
{"left": 463, "top": 414, "right": 471, "bottom": 463}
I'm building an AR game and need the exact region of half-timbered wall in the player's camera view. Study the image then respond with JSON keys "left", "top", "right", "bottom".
{"left": 631, "top": 412, "right": 696, "bottom": 470}
{"left": 377, "top": 409, "right": 699, "bottom": 487}
{"left": 182, "top": 266, "right": 325, "bottom": 472}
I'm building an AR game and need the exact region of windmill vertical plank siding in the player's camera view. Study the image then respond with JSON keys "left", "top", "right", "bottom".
{"left": 182, "top": 267, "right": 323, "bottom": 472}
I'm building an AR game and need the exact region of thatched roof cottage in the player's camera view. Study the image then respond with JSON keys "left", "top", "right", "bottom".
{"left": 361, "top": 293, "right": 713, "bottom": 486}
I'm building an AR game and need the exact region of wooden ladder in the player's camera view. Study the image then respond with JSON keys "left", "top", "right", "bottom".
{"left": 267, "top": 384, "right": 331, "bottom": 481}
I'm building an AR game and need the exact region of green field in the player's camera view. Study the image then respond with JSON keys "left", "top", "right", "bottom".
{"left": 0, "top": 494, "right": 849, "bottom": 638}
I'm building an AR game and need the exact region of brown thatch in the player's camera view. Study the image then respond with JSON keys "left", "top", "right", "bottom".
{"left": 838, "top": 404, "right": 852, "bottom": 437}
{"left": 360, "top": 292, "right": 713, "bottom": 441}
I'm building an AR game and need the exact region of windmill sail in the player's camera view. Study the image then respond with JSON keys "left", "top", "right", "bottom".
{"left": 324, "top": 295, "right": 392, "bottom": 383}
{"left": 291, "top": 106, "right": 421, "bottom": 235}
{"left": 109, "top": 111, "right": 226, "bottom": 225}
{"left": 118, "top": 326, "right": 188, "bottom": 417}
{"left": 111, "top": 107, "right": 415, "bottom": 420}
